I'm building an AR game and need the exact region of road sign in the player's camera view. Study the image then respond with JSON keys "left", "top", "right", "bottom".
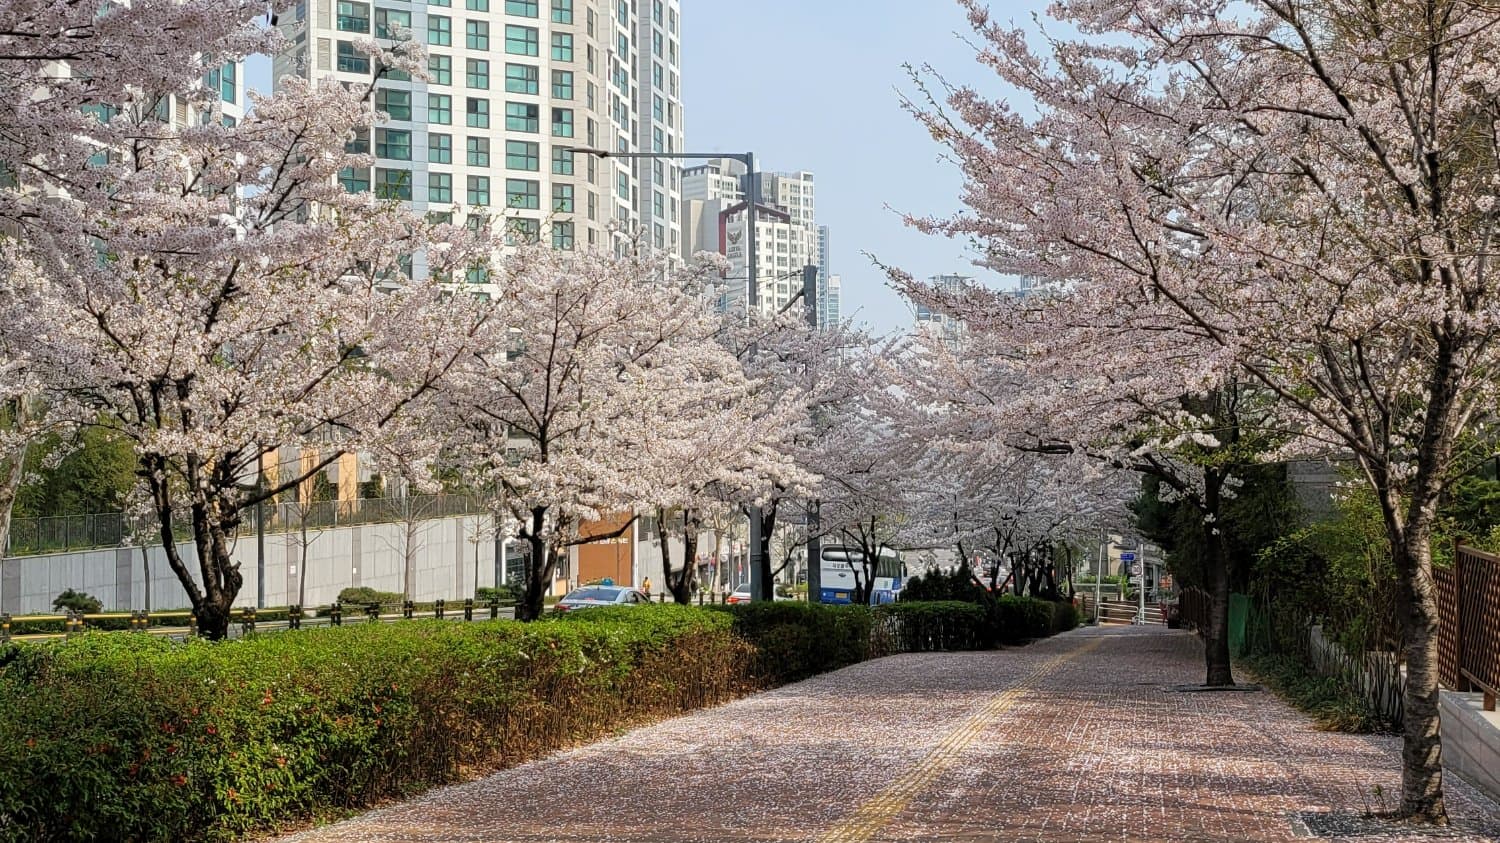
{"left": 1120, "top": 552, "right": 1137, "bottom": 562}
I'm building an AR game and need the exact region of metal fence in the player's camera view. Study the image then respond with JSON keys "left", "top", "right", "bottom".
{"left": 1437, "top": 546, "right": 1500, "bottom": 710}
{"left": 5, "top": 494, "right": 484, "bottom": 558}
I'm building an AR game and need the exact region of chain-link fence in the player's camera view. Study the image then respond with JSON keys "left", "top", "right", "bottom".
{"left": 5, "top": 494, "right": 483, "bottom": 557}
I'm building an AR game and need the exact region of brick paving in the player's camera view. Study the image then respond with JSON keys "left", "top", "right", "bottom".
{"left": 276, "top": 626, "right": 1500, "bottom": 843}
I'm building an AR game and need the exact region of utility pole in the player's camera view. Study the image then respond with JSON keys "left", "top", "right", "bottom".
{"left": 802, "top": 263, "right": 821, "bottom": 604}
{"left": 1137, "top": 544, "right": 1148, "bottom": 624}
{"left": 1095, "top": 531, "right": 1105, "bottom": 625}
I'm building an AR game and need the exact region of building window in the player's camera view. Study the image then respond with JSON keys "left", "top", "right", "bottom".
{"left": 336, "top": 0, "right": 369, "bottom": 31}
{"left": 428, "top": 53, "right": 451, "bottom": 84}
{"left": 465, "top": 20, "right": 488, "bottom": 50}
{"left": 552, "top": 220, "right": 575, "bottom": 250}
{"left": 505, "top": 0, "right": 538, "bottom": 15}
{"left": 429, "top": 132, "right": 452, "bottom": 163}
{"left": 345, "top": 128, "right": 370, "bottom": 155}
{"left": 504, "top": 63, "right": 539, "bottom": 94}
{"left": 336, "top": 40, "right": 370, "bottom": 73}
{"left": 428, "top": 93, "right": 452, "bottom": 124}
{"left": 550, "top": 32, "right": 573, "bottom": 62}
{"left": 465, "top": 0, "right": 487, "bottom": 9}
{"left": 506, "top": 140, "right": 539, "bottom": 170}
{"left": 652, "top": 126, "right": 663, "bottom": 152}
{"left": 465, "top": 58, "right": 489, "bottom": 89}
{"left": 551, "top": 69, "right": 573, "bottom": 99}
{"left": 551, "top": 107, "right": 573, "bottom": 138}
{"left": 505, "top": 101, "right": 539, "bottom": 132}
{"left": 466, "top": 265, "right": 490, "bottom": 284}
{"left": 429, "top": 171, "right": 450, "bottom": 202}
{"left": 550, "top": 0, "right": 572, "bottom": 23}
{"left": 505, "top": 25, "right": 539, "bottom": 56}
{"left": 217, "top": 62, "right": 237, "bottom": 104}
{"left": 652, "top": 190, "right": 663, "bottom": 218}
{"left": 428, "top": 211, "right": 453, "bottom": 225}
{"left": 652, "top": 0, "right": 662, "bottom": 24}
{"left": 375, "top": 168, "right": 411, "bottom": 200}
{"left": 616, "top": 171, "right": 629, "bottom": 201}
{"left": 467, "top": 175, "right": 491, "bottom": 206}
{"left": 375, "top": 128, "right": 411, "bottom": 160}
{"left": 339, "top": 167, "right": 371, "bottom": 193}
{"left": 507, "top": 218, "right": 541, "bottom": 245}
{"left": 506, "top": 178, "right": 540, "bottom": 210}
{"left": 551, "top": 147, "right": 575, "bottom": 175}
{"left": 652, "top": 30, "right": 662, "bottom": 58}
{"left": 466, "top": 136, "right": 490, "bottom": 166}
{"left": 427, "top": 15, "right": 451, "bottom": 45}
{"left": 375, "top": 88, "right": 411, "bottom": 120}
{"left": 465, "top": 97, "right": 489, "bottom": 128}
{"left": 375, "top": 7, "right": 410, "bottom": 38}
{"left": 552, "top": 183, "right": 574, "bottom": 213}
{"left": 429, "top": 0, "right": 450, "bottom": 7}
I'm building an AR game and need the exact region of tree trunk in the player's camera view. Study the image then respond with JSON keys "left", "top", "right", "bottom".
{"left": 668, "top": 509, "right": 697, "bottom": 604}
{"left": 1391, "top": 524, "right": 1447, "bottom": 823}
{"left": 140, "top": 544, "right": 151, "bottom": 614}
{"left": 754, "top": 505, "right": 776, "bottom": 601}
{"left": 516, "top": 508, "right": 552, "bottom": 622}
{"left": 298, "top": 514, "right": 309, "bottom": 608}
{"left": 0, "top": 439, "right": 26, "bottom": 560}
{"left": 1202, "top": 471, "right": 1234, "bottom": 687}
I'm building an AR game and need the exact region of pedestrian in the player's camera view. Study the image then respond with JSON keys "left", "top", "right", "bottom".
{"left": 641, "top": 576, "right": 652, "bottom": 595}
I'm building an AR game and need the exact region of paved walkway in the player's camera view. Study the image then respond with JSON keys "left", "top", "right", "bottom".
{"left": 279, "top": 626, "right": 1500, "bottom": 842}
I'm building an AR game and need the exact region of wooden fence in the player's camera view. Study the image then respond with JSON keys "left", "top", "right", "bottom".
{"left": 1437, "top": 546, "right": 1500, "bottom": 711}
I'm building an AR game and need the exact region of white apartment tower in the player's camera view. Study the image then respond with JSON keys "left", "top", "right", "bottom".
{"left": 916, "top": 273, "right": 969, "bottom": 347}
{"left": 274, "top": 0, "right": 684, "bottom": 269}
{"left": 684, "top": 159, "right": 821, "bottom": 316}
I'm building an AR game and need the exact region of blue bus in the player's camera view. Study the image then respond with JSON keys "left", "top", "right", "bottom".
{"left": 818, "top": 545, "right": 905, "bottom": 605}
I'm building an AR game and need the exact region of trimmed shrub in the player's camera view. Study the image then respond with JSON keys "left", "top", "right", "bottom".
{"left": 51, "top": 588, "right": 102, "bottom": 614}
{"left": 335, "top": 587, "right": 404, "bottom": 606}
{"left": 0, "top": 607, "right": 752, "bottom": 842}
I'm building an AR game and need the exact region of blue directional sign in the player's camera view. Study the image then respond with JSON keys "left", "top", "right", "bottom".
{"left": 1119, "top": 552, "right": 1137, "bottom": 562}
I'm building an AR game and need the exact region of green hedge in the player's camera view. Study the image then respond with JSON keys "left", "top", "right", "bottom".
{"left": 710, "top": 602, "right": 873, "bottom": 682}
{"left": 875, "top": 601, "right": 988, "bottom": 651}
{"left": 878, "top": 597, "right": 1081, "bottom": 651}
{"left": 0, "top": 607, "right": 752, "bottom": 842}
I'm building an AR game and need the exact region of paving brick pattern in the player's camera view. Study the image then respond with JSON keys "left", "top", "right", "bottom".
{"left": 277, "top": 626, "right": 1500, "bottom": 843}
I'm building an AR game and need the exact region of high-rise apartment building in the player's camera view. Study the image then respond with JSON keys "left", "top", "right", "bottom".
{"left": 684, "top": 158, "right": 821, "bottom": 315}
{"left": 274, "top": 0, "right": 683, "bottom": 272}
{"left": 916, "top": 273, "right": 969, "bottom": 347}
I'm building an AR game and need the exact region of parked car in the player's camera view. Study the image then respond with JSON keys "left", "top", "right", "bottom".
{"left": 553, "top": 585, "right": 650, "bottom": 613}
{"left": 725, "top": 583, "right": 753, "bottom": 604}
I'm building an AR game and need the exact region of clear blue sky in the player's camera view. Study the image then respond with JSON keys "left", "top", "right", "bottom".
{"left": 682, "top": 0, "right": 1040, "bottom": 334}
{"left": 247, "top": 1, "right": 1044, "bottom": 335}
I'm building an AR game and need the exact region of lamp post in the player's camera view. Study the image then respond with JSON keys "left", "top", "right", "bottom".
{"left": 562, "top": 147, "right": 768, "bottom": 600}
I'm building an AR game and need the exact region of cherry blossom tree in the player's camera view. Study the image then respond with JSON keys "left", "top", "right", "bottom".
{"left": 2, "top": 51, "right": 490, "bottom": 638}
{"left": 900, "top": 0, "right": 1500, "bottom": 820}
{"left": 444, "top": 245, "right": 752, "bottom": 621}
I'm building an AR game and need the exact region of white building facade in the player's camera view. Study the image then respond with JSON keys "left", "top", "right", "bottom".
{"left": 274, "top": 0, "right": 683, "bottom": 271}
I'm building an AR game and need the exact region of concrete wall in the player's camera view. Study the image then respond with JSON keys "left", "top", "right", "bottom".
{"left": 1441, "top": 691, "right": 1500, "bottom": 805}
{"left": 0, "top": 515, "right": 499, "bottom": 614}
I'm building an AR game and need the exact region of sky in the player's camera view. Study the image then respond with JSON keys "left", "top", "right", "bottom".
{"left": 680, "top": 0, "right": 1045, "bottom": 334}
{"left": 247, "top": 1, "right": 1048, "bottom": 335}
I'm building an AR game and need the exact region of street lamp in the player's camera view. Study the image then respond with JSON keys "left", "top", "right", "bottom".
{"left": 561, "top": 147, "right": 771, "bottom": 601}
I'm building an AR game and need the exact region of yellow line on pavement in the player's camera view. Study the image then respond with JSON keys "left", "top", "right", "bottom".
{"left": 814, "top": 637, "right": 1103, "bottom": 843}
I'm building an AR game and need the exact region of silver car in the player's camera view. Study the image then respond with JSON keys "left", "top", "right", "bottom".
{"left": 553, "top": 585, "right": 650, "bottom": 613}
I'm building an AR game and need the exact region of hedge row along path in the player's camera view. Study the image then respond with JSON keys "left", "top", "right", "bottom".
{"left": 278, "top": 626, "right": 1500, "bottom": 842}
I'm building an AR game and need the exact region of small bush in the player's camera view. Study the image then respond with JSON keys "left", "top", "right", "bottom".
{"left": 476, "top": 585, "right": 518, "bottom": 604}
{"left": 51, "top": 588, "right": 102, "bottom": 614}
{"left": 1241, "top": 653, "right": 1392, "bottom": 733}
